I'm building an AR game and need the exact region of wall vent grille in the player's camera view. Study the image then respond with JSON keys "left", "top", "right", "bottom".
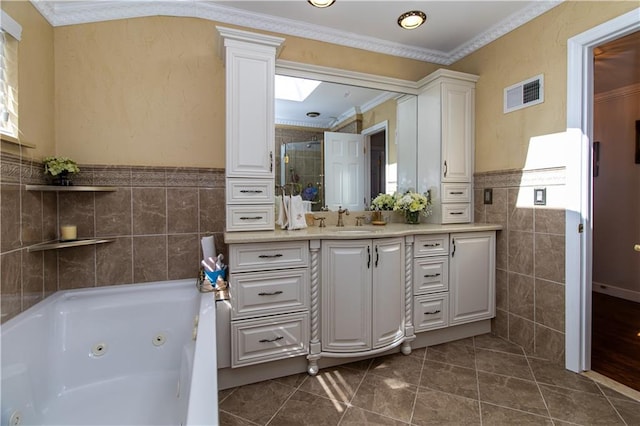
{"left": 504, "top": 74, "right": 544, "bottom": 113}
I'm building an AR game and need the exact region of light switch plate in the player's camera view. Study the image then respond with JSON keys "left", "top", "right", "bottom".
{"left": 484, "top": 188, "right": 493, "bottom": 205}
{"left": 534, "top": 188, "right": 546, "bottom": 205}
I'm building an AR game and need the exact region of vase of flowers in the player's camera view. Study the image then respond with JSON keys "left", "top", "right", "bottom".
{"left": 393, "top": 191, "right": 431, "bottom": 224}
{"left": 370, "top": 193, "right": 396, "bottom": 225}
{"left": 43, "top": 156, "right": 80, "bottom": 186}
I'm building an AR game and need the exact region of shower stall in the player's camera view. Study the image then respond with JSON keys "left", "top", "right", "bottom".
{"left": 278, "top": 140, "right": 325, "bottom": 211}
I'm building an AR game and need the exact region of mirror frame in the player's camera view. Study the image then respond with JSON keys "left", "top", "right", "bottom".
{"left": 275, "top": 60, "right": 420, "bottom": 209}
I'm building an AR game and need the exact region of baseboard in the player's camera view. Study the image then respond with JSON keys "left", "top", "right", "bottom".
{"left": 592, "top": 282, "right": 640, "bottom": 303}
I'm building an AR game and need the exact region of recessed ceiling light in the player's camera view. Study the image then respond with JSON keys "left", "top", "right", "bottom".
{"left": 308, "top": 0, "right": 335, "bottom": 8}
{"left": 306, "top": 112, "right": 320, "bottom": 118}
{"left": 398, "top": 10, "right": 427, "bottom": 30}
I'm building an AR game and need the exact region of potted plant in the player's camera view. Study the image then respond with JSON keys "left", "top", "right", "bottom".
{"left": 393, "top": 191, "right": 431, "bottom": 224}
{"left": 43, "top": 156, "right": 80, "bottom": 186}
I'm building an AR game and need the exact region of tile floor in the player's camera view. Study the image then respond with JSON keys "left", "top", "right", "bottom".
{"left": 218, "top": 334, "right": 640, "bottom": 425}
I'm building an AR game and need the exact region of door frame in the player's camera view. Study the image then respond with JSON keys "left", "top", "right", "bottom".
{"left": 565, "top": 7, "right": 639, "bottom": 373}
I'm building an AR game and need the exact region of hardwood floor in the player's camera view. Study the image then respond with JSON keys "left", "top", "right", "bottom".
{"left": 591, "top": 291, "right": 640, "bottom": 391}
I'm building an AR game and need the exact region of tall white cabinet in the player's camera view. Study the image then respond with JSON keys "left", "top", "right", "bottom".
{"left": 417, "top": 70, "right": 478, "bottom": 224}
{"left": 218, "top": 27, "right": 284, "bottom": 231}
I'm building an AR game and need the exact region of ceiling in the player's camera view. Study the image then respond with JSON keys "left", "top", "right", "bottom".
{"left": 594, "top": 30, "right": 640, "bottom": 95}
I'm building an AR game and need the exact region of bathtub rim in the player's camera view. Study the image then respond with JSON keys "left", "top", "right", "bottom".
{"left": 1, "top": 278, "right": 218, "bottom": 426}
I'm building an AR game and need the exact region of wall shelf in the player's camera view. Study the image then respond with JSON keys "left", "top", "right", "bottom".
{"left": 27, "top": 238, "right": 115, "bottom": 252}
{"left": 25, "top": 185, "right": 117, "bottom": 192}
{"left": 1, "top": 135, "right": 36, "bottom": 149}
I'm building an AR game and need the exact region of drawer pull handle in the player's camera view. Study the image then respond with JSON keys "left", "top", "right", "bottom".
{"left": 240, "top": 189, "right": 264, "bottom": 194}
{"left": 258, "top": 254, "right": 283, "bottom": 258}
{"left": 450, "top": 212, "right": 464, "bottom": 215}
{"left": 425, "top": 310, "right": 441, "bottom": 315}
{"left": 258, "top": 291, "right": 283, "bottom": 296}
{"left": 240, "top": 216, "right": 263, "bottom": 220}
{"left": 424, "top": 243, "right": 441, "bottom": 247}
{"left": 450, "top": 191, "right": 464, "bottom": 195}
{"left": 259, "top": 336, "right": 284, "bottom": 343}
{"left": 424, "top": 273, "right": 441, "bottom": 278}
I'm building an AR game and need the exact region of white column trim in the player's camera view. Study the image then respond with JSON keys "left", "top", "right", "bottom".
{"left": 565, "top": 7, "right": 640, "bottom": 373}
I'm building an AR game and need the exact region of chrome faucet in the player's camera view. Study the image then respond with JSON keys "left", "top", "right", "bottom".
{"left": 336, "top": 206, "right": 349, "bottom": 227}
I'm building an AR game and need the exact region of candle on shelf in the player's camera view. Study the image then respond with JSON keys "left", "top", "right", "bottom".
{"left": 60, "top": 225, "right": 77, "bottom": 241}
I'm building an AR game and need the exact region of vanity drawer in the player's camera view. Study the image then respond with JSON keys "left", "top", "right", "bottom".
{"left": 441, "top": 183, "right": 471, "bottom": 203}
{"left": 441, "top": 204, "right": 471, "bottom": 224}
{"left": 231, "top": 269, "right": 309, "bottom": 319}
{"left": 226, "top": 178, "right": 274, "bottom": 204}
{"left": 226, "top": 205, "right": 275, "bottom": 232}
{"left": 414, "top": 294, "right": 449, "bottom": 332}
{"left": 230, "top": 241, "right": 309, "bottom": 272}
{"left": 413, "top": 256, "right": 449, "bottom": 294}
{"left": 231, "top": 312, "right": 309, "bottom": 367}
{"left": 414, "top": 234, "right": 449, "bottom": 257}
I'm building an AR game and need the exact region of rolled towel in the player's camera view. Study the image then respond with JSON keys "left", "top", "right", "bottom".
{"left": 201, "top": 236, "right": 216, "bottom": 270}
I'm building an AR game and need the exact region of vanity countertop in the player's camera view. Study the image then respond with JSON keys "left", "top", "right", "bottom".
{"left": 224, "top": 222, "right": 502, "bottom": 244}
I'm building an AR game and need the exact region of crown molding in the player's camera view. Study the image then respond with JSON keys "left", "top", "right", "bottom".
{"left": 594, "top": 82, "right": 640, "bottom": 103}
{"left": 447, "top": 0, "right": 563, "bottom": 64}
{"left": 275, "top": 118, "right": 331, "bottom": 129}
{"left": 30, "top": 0, "right": 562, "bottom": 65}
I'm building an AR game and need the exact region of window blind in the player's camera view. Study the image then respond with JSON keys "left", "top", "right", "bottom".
{"left": 1, "top": 11, "right": 21, "bottom": 140}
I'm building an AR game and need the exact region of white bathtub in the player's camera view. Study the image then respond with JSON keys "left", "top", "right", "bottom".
{"left": 1, "top": 279, "right": 218, "bottom": 426}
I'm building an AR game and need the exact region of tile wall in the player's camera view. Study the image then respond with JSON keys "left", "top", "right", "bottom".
{"left": 0, "top": 153, "right": 226, "bottom": 323}
{"left": 474, "top": 167, "right": 566, "bottom": 363}
{"left": 2, "top": 152, "right": 568, "bottom": 365}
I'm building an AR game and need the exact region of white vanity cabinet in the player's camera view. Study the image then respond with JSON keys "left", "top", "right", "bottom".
{"left": 321, "top": 238, "right": 405, "bottom": 353}
{"left": 413, "top": 234, "right": 450, "bottom": 332}
{"left": 449, "top": 232, "right": 496, "bottom": 325}
{"left": 228, "top": 240, "right": 310, "bottom": 367}
{"left": 417, "top": 69, "right": 478, "bottom": 224}
{"left": 218, "top": 27, "right": 284, "bottom": 231}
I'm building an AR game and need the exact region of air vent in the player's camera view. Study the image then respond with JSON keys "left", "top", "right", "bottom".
{"left": 504, "top": 74, "right": 544, "bottom": 113}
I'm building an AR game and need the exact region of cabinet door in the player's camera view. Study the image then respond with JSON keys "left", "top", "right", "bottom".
{"left": 449, "top": 232, "right": 495, "bottom": 325}
{"left": 441, "top": 82, "right": 473, "bottom": 183}
{"left": 321, "top": 240, "right": 371, "bottom": 352}
{"left": 372, "top": 238, "right": 405, "bottom": 349}
{"left": 225, "top": 43, "right": 275, "bottom": 178}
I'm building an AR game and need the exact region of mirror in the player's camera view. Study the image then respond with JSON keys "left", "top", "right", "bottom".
{"left": 274, "top": 72, "right": 417, "bottom": 211}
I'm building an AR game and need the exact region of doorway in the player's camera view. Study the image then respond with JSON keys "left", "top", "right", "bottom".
{"left": 565, "top": 8, "right": 640, "bottom": 375}
{"left": 590, "top": 30, "right": 640, "bottom": 391}
{"left": 369, "top": 130, "right": 386, "bottom": 199}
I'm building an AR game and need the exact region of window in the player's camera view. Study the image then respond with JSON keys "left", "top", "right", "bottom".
{"left": 1, "top": 11, "right": 21, "bottom": 141}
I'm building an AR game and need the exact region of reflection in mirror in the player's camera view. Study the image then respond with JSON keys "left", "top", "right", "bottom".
{"left": 274, "top": 75, "right": 416, "bottom": 211}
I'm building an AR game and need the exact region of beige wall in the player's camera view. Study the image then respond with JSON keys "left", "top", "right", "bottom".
{"left": 451, "top": 1, "right": 638, "bottom": 173}
{"left": 6, "top": 2, "right": 638, "bottom": 171}
{"left": 53, "top": 18, "right": 435, "bottom": 168}
{"left": 54, "top": 17, "right": 224, "bottom": 168}
{"left": 1, "top": 1, "right": 55, "bottom": 160}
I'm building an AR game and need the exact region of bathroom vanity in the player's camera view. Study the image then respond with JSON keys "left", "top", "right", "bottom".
{"left": 216, "top": 27, "right": 500, "bottom": 389}
{"left": 220, "top": 223, "right": 500, "bottom": 387}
